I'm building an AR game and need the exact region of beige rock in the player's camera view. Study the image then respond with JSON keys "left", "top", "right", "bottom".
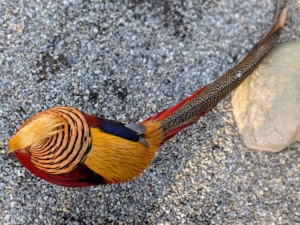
{"left": 231, "top": 41, "right": 300, "bottom": 152}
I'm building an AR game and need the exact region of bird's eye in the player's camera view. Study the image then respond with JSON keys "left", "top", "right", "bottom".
{"left": 24, "top": 146, "right": 31, "bottom": 151}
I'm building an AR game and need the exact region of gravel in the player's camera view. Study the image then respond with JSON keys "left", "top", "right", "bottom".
{"left": 0, "top": 0, "right": 299, "bottom": 224}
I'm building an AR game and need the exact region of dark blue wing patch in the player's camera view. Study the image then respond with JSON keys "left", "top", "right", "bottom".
{"left": 98, "top": 119, "right": 140, "bottom": 142}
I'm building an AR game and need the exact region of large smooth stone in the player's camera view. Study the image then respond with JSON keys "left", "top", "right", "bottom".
{"left": 231, "top": 41, "right": 300, "bottom": 152}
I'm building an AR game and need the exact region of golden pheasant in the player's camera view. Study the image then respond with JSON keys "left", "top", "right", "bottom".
{"left": 8, "top": 0, "right": 288, "bottom": 187}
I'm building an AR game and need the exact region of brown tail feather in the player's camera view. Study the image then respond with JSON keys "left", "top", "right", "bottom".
{"left": 149, "top": 0, "right": 288, "bottom": 140}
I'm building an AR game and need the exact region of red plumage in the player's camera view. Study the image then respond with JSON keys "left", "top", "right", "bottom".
{"left": 14, "top": 151, "right": 106, "bottom": 187}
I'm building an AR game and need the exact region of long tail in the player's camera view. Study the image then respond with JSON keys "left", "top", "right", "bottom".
{"left": 144, "top": 0, "right": 288, "bottom": 143}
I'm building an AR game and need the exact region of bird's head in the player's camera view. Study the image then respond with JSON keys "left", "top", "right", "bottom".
{"left": 8, "top": 112, "right": 66, "bottom": 153}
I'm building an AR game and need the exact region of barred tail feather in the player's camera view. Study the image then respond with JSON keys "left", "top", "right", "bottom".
{"left": 145, "top": 0, "right": 288, "bottom": 143}
{"left": 143, "top": 86, "right": 209, "bottom": 143}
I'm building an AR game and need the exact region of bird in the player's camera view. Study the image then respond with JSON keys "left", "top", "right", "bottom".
{"left": 8, "top": 1, "right": 288, "bottom": 187}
